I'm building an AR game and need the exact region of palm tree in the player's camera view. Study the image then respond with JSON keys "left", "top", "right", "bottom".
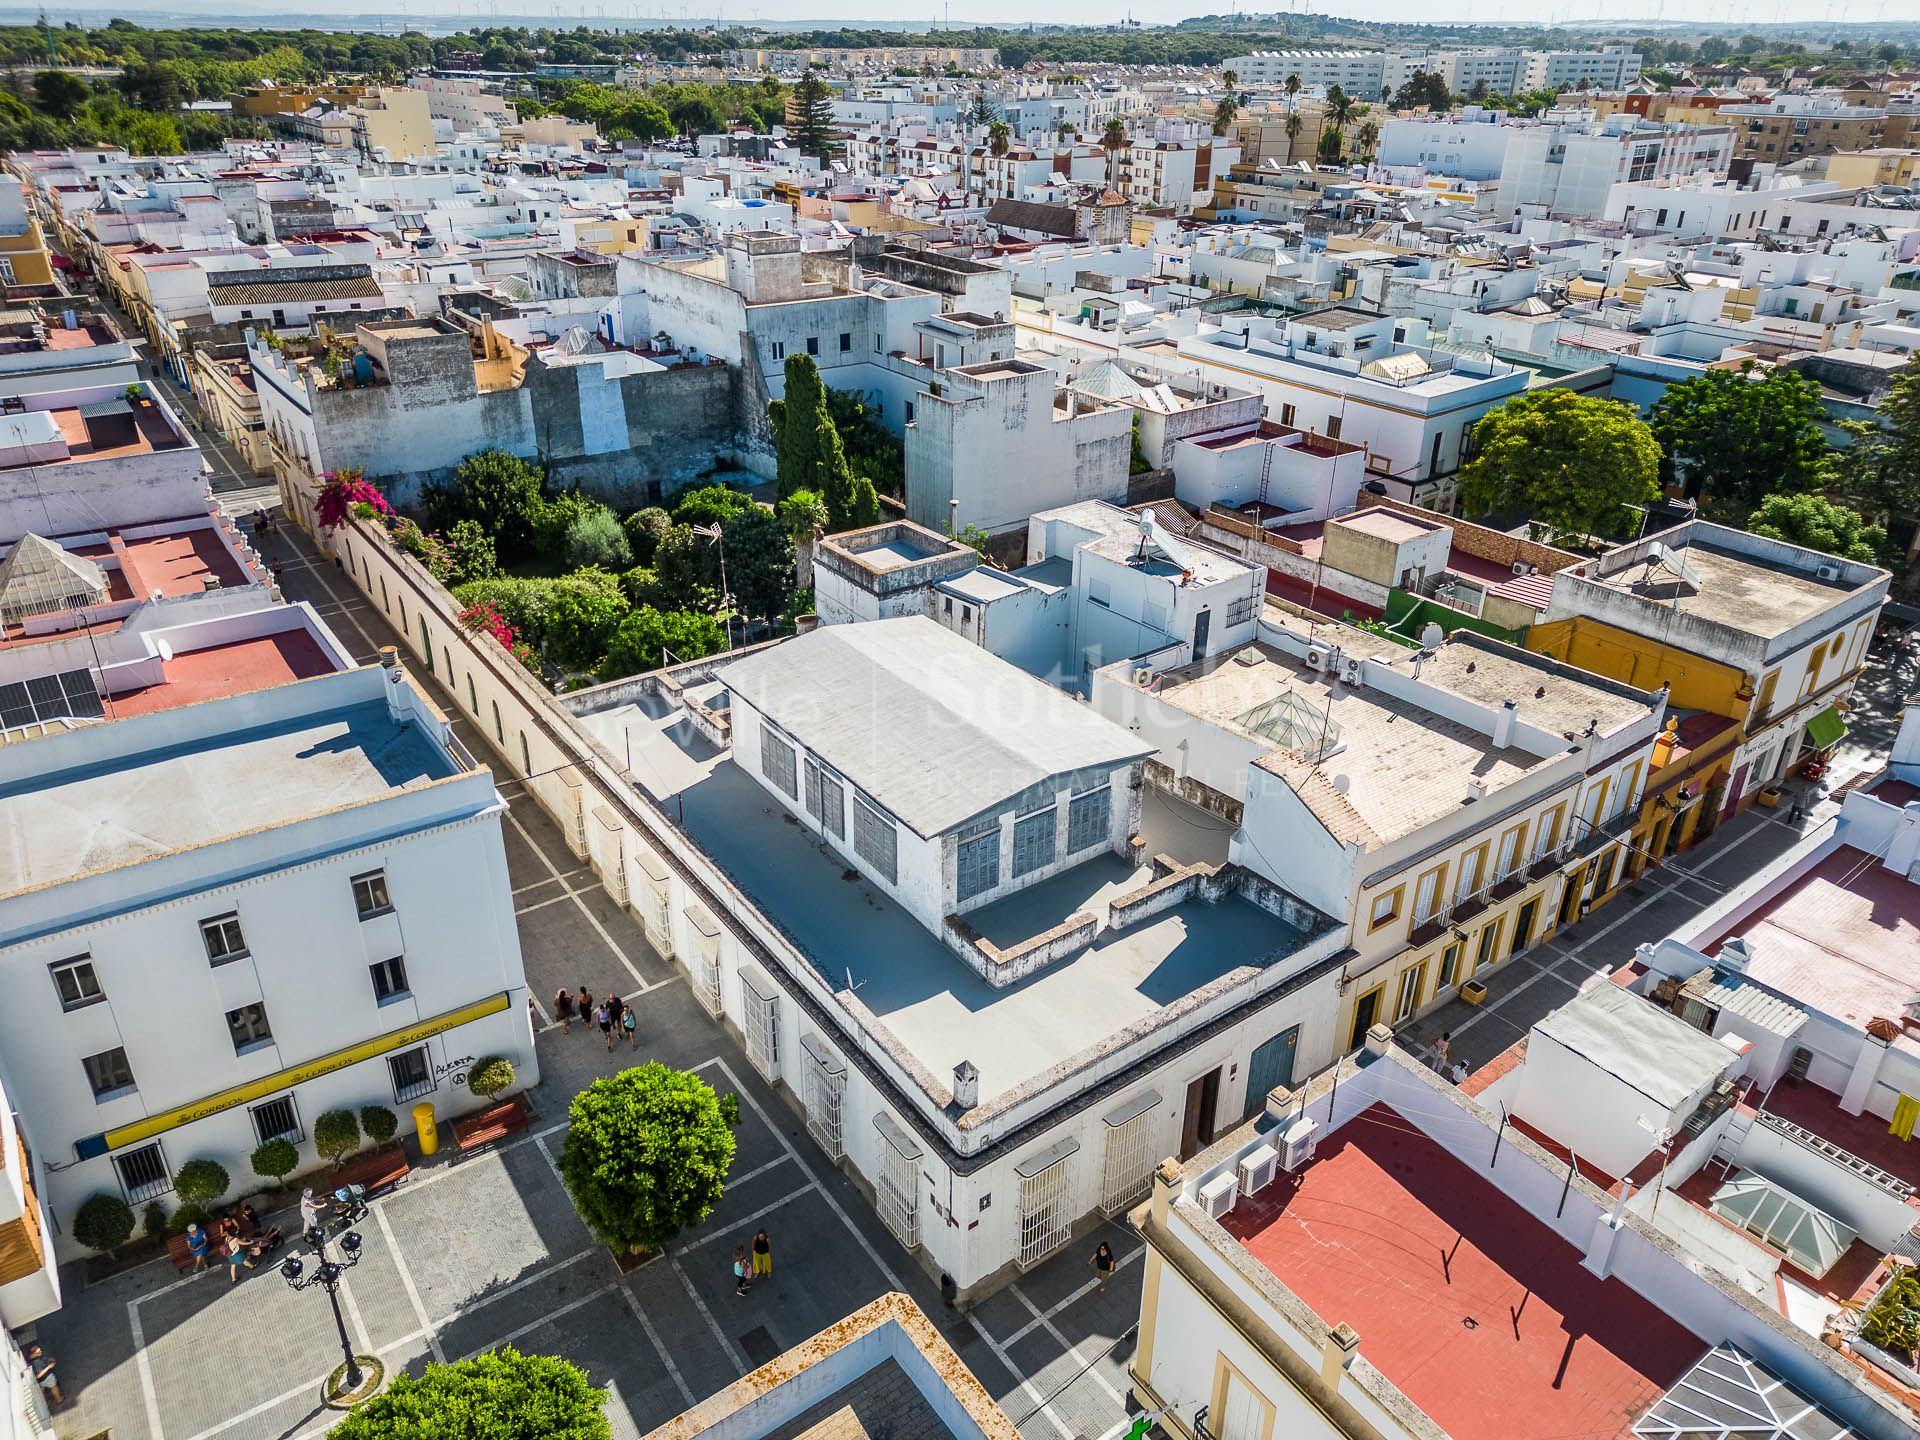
{"left": 1283, "top": 108, "right": 1304, "bottom": 159}
{"left": 1284, "top": 72, "right": 1301, "bottom": 103}
{"left": 988, "top": 120, "right": 1010, "bottom": 157}
{"left": 1355, "top": 118, "right": 1379, "bottom": 159}
{"left": 1058, "top": 120, "right": 1075, "bottom": 143}
{"left": 1327, "top": 84, "right": 1356, "bottom": 134}
{"left": 1101, "top": 116, "right": 1126, "bottom": 190}
{"left": 1212, "top": 96, "right": 1238, "bottom": 135}
{"left": 1223, "top": 68, "right": 1238, "bottom": 92}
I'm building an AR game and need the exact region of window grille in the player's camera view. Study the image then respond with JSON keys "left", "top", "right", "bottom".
{"left": 251, "top": 1095, "right": 301, "bottom": 1144}
{"left": 684, "top": 903, "right": 723, "bottom": 1015}
{"left": 741, "top": 970, "right": 779, "bottom": 1081}
{"left": 853, "top": 793, "right": 898, "bottom": 884}
{"left": 1100, "top": 1092, "right": 1159, "bottom": 1215}
{"left": 1016, "top": 1141, "right": 1078, "bottom": 1268}
{"left": 114, "top": 1143, "right": 170, "bottom": 1204}
{"left": 800, "top": 1033, "right": 845, "bottom": 1161}
{"left": 874, "top": 1114, "right": 921, "bottom": 1250}
{"left": 388, "top": 1046, "right": 433, "bottom": 1102}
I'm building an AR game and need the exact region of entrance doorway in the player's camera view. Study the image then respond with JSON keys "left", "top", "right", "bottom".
{"left": 1557, "top": 869, "right": 1584, "bottom": 927}
{"left": 1244, "top": 1028, "right": 1299, "bottom": 1119}
{"left": 1180, "top": 1068, "right": 1222, "bottom": 1159}
{"left": 1347, "top": 987, "right": 1381, "bottom": 1051}
{"left": 1512, "top": 898, "right": 1540, "bottom": 957}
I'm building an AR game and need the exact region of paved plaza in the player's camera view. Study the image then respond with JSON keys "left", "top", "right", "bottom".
{"left": 31, "top": 516, "right": 1142, "bottom": 1440}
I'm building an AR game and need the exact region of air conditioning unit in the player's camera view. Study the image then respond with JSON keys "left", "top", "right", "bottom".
{"left": 1816, "top": 562, "right": 1841, "bottom": 582}
{"left": 1279, "top": 1116, "right": 1319, "bottom": 1173}
{"left": 1340, "top": 655, "right": 1365, "bottom": 687}
{"left": 1199, "top": 1172, "right": 1239, "bottom": 1219}
{"left": 1237, "top": 1143, "right": 1279, "bottom": 1196}
{"left": 1511, "top": 561, "right": 1535, "bottom": 577}
{"left": 1305, "top": 644, "right": 1331, "bottom": 671}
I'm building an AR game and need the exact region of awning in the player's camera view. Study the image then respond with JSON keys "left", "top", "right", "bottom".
{"left": 1805, "top": 705, "right": 1848, "bottom": 750}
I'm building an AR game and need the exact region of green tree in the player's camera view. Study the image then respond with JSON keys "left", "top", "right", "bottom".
{"left": 173, "top": 1159, "right": 230, "bottom": 1207}
{"left": 812, "top": 420, "right": 878, "bottom": 532}
{"left": 360, "top": 1105, "right": 399, "bottom": 1146}
{"left": 443, "top": 519, "right": 499, "bottom": 585}
{"left": 1355, "top": 118, "right": 1379, "bottom": 158}
{"left": 555, "top": 1063, "right": 736, "bottom": 1253}
{"left": 1827, "top": 353, "right": 1920, "bottom": 521}
{"left": 987, "top": 119, "right": 1009, "bottom": 156}
{"left": 1649, "top": 365, "right": 1828, "bottom": 520}
{"left": 1458, "top": 389, "right": 1660, "bottom": 544}
{"left": 33, "top": 69, "right": 89, "bottom": 118}
{"left": 670, "top": 484, "right": 755, "bottom": 529}
{"left": 73, "top": 1193, "right": 135, "bottom": 1253}
{"left": 428, "top": 450, "right": 545, "bottom": 563}
{"left": 771, "top": 354, "right": 828, "bottom": 498}
{"left": 314, "top": 1109, "right": 361, "bottom": 1167}
{"left": 563, "top": 508, "right": 632, "bottom": 571}
{"left": 545, "top": 575, "right": 630, "bottom": 671}
{"left": 467, "top": 1057, "right": 516, "bottom": 1101}
{"left": 1212, "top": 96, "right": 1237, "bottom": 134}
{"left": 251, "top": 1138, "right": 300, "bottom": 1186}
{"left": 788, "top": 68, "right": 838, "bottom": 160}
{"left": 778, "top": 488, "right": 829, "bottom": 582}
{"left": 622, "top": 506, "right": 674, "bottom": 565}
{"left": 721, "top": 505, "right": 796, "bottom": 620}
{"left": 1746, "top": 492, "right": 1886, "bottom": 564}
{"left": 612, "top": 98, "right": 672, "bottom": 141}
{"left": 1316, "top": 124, "right": 1343, "bottom": 162}
{"left": 327, "top": 1347, "right": 609, "bottom": 1440}
{"left": 599, "top": 606, "right": 723, "bottom": 678}
{"left": 1283, "top": 109, "right": 1303, "bottom": 153}
{"left": 1101, "top": 116, "right": 1126, "bottom": 187}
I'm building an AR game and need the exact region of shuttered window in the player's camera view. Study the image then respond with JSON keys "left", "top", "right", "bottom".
{"left": 957, "top": 829, "right": 1000, "bottom": 903}
{"left": 1068, "top": 788, "right": 1110, "bottom": 853}
{"left": 804, "top": 758, "right": 846, "bottom": 840}
{"left": 1012, "top": 808, "right": 1057, "bottom": 878}
{"left": 853, "top": 793, "right": 898, "bottom": 884}
{"left": 760, "top": 724, "right": 798, "bottom": 798}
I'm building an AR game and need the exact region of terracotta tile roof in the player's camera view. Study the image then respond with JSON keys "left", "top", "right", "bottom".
{"left": 210, "top": 275, "right": 382, "bottom": 307}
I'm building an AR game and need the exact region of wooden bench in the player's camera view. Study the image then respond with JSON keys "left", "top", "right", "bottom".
{"left": 166, "top": 1211, "right": 257, "bottom": 1273}
{"left": 332, "top": 1144, "right": 412, "bottom": 1197}
{"left": 454, "top": 1096, "right": 531, "bottom": 1153}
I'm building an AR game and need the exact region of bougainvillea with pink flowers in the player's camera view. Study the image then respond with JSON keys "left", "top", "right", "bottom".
{"left": 316, "top": 468, "right": 393, "bottom": 530}
{"left": 457, "top": 601, "right": 516, "bottom": 651}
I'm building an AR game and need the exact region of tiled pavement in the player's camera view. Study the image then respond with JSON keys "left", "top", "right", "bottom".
{"left": 32, "top": 518, "right": 1142, "bottom": 1440}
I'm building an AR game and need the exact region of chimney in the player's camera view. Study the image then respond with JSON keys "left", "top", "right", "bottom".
{"left": 1491, "top": 698, "right": 1517, "bottom": 749}
{"left": 1465, "top": 777, "right": 1489, "bottom": 805}
{"left": 952, "top": 1060, "right": 979, "bottom": 1110}
{"left": 1265, "top": 1084, "right": 1295, "bottom": 1124}
{"left": 378, "top": 645, "right": 401, "bottom": 669}
{"left": 201, "top": 575, "right": 221, "bottom": 592}
{"left": 1719, "top": 937, "right": 1755, "bottom": 973}
{"left": 1318, "top": 1322, "right": 1360, "bottom": 1389}
{"left": 1363, "top": 1022, "right": 1393, "bottom": 1058}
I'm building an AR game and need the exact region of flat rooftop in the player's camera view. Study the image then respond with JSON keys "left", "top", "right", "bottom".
{"left": 1222, "top": 1104, "right": 1705, "bottom": 1440}
{"left": 1582, "top": 542, "right": 1863, "bottom": 639}
{"left": 0, "top": 697, "right": 456, "bottom": 896}
{"left": 575, "top": 691, "right": 1316, "bottom": 1105}
{"left": 106, "top": 628, "right": 339, "bottom": 719}
{"left": 1701, "top": 844, "right": 1920, "bottom": 1050}
{"left": 1152, "top": 642, "right": 1551, "bottom": 851}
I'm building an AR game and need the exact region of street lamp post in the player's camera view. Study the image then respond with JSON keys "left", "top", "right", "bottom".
{"left": 281, "top": 1226, "right": 365, "bottom": 1393}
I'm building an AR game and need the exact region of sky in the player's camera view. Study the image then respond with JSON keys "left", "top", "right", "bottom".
{"left": 18, "top": 0, "right": 1912, "bottom": 30}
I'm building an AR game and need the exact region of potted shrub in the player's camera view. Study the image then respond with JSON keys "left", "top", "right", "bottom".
{"left": 251, "top": 1138, "right": 300, "bottom": 1191}
{"left": 314, "top": 1109, "right": 361, "bottom": 1168}
{"left": 73, "top": 1193, "right": 135, "bottom": 1256}
{"left": 467, "top": 1057, "right": 516, "bottom": 1105}
{"left": 360, "top": 1105, "right": 398, "bottom": 1147}
{"left": 173, "top": 1158, "right": 230, "bottom": 1209}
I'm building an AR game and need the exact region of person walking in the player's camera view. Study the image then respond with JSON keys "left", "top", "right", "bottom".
{"left": 731, "top": 1246, "right": 752, "bottom": 1295}
{"left": 752, "top": 1229, "right": 772, "bottom": 1278}
{"left": 184, "top": 1221, "right": 211, "bottom": 1273}
{"left": 224, "top": 1232, "right": 252, "bottom": 1283}
{"left": 576, "top": 984, "right": 595, "bottom": 1032}
{"left": 595, "top": 999, "right": 613, "bottom": 1051}
{"left": 1091, "top": 1241, "right": 1116, "bottom": 1292}
{"left": 606, "top": 991, "right": 624, "bottom": 1035}
{"left": 622, "top": 1004, "right": 637, "bottom": 1048}
{"left": 24, "top": 1345, "right": 61, "bottom": 1408}
{"left": 1433, "top": 1031, "right": 1453, "bottom": 1073}
{"left": 554, "top": 986, "right": 574, "bottom": 1034}
{"left": 299, "top": 1187, "right": 325, "bottom": 1235}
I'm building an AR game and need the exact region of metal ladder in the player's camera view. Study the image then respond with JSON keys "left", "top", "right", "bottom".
{"left": 1256, "top": 435, "right": 1274, "bottom": 507}
{"left": 1756, "top": 1109, "right": 1914, "bottom": 1198}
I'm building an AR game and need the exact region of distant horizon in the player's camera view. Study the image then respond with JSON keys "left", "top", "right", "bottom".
{"left": 0, "top": 1, "right": 1912, "bottom": 32}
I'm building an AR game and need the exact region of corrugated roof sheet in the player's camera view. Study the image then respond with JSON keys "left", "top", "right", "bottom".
{"left": 212, "top": 275, "right": 382, "bottom": 307}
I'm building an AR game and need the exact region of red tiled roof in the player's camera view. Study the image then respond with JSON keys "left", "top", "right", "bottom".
{"left": 106, "top": 630, "right": 337, "bottom": 718}
{"left": 1221, "top": 1105, "right": 1705, "bottom": 1440}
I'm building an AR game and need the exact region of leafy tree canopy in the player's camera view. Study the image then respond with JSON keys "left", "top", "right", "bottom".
{"left": 327, "top": 1348, "right": 609, "bottom": 1440}
{"left": 1746, "top": 492, "right": 1886, "bottom": 565}
{"left": 1648, "top": 365, "right": 1828, "bottom": 521}
{"left": 1458, "top": 389, "right": 1660, "bottom": 544}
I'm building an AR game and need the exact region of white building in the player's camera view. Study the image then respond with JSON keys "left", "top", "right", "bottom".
{"left": 1220, "top": 51, "right": 1395, "bottom": 97}
{"left": 565, "top": 615, "right": 1348, "bottom": 1295}
{"left": 0, "top": 1065, "right": 59, "bottom": 1440}
{"left": 1127, "top": 1025, "right": 1916, "bottom": 1440}
{"left": 1520, "top": 45, "right": 1642, "bottom": 92}
{"left": 0, "top": 661, "right": 536, "bottom": 1252}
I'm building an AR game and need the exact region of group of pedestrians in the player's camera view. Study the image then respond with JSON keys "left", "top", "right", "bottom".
{"left": 731, "top": 1229, "right": 774, "bottom": 1295}
{"left": 551, "top": 984, "right": 636, "bottom": 1051}
{"left": 182, "top": 1205, "right": 284, "bottom": 1284}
